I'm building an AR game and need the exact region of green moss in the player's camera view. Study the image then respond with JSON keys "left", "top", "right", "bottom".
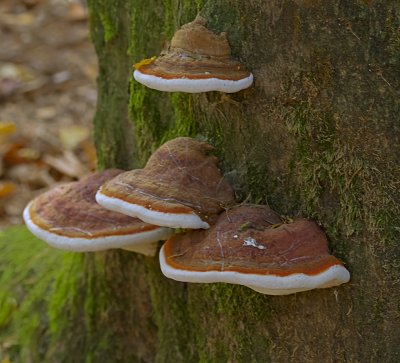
{"left": 87, "top": 0, "right": 123, "bottom": 43}
{"left": 201, "top": 1, "right": 239, "bottom": 34}
{"left": 162, "top": 0, "right": 178, "bottom": 38}
{"left": 128, "top": 1, "right": 170, "bottom": 165}
{"left": 47, "top": 254, "right": 83, "bottom": 336}
{"left": 0, "top": 227, "right": 138, "bottom": 363}
{"left": 188, "top": 284, "right": 273, "bottom": 363}
{"left": 89, "top": 0, "right": 134, "bottom": 170}
{"left": 284, "top": 96, "right": 400, "bottom": 257}
{"left": 0, "top": 226, "right": 77, "bottom": 362}
{"left": 46, "top": 253, "right": 111, "bottom": 363}
{"left": 161, "top": 93, "right": 197, "bottom": 143}
{"left": 145, "top": 258, "right": 197, "bottom": 363}
{"left": 285, "top": 101, "right": 360, "bottom": 229}
{"left": 128, "top": 81, "right": 168, "bottom": 166}
{"left": 99, "top": 13, "right": 117, "bottom": 43}
{"left": 162, "top": 0, "right": 207, "bottom": 37}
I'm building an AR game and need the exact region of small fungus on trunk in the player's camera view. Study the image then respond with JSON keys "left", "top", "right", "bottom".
{"left": 133, "top": 15, "right": 253, "bottom": 93}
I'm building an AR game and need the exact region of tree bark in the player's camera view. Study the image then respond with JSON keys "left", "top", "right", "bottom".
{"left": 81, "top": 1, "right": 400, "bottom": 362}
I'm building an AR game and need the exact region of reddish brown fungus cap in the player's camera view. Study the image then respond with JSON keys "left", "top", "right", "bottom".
{"left": 23, "top": 169, "right": 174, "bottom": 255}
{"left": 96, "top": 137, "right": 235, "bottom": 229}
{"left": 160, "top": 205, "right": 350, "bottom": 295}
{"left": 133, "top": 15, "right": 253, "bottom": 93}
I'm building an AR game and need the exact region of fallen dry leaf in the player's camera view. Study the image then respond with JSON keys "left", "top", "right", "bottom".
{"left": 67, "top": 1, "right": 87, "bottom": 22}
{"left": 0, "top": 12, "right": 36, "bottom": 27}
{"left": 58, "top": 125, "right": 90, "bottom": 150}
{"left": 3, "top": 142, "right": 41, "bottom": 166}
{"left": 0, "top": 0, "right": 96, "bottom": 227}
{"left": 81, "top": 140, "right": 97, "bottom": 170}
{"left": 1, "top": 184, "right": 31, "bottom": 221}
{"left": 7, "top": 164, "right": 55, "bottom": 188}
{"left": 43, "top": 150, "right": 88, "bottom": 178}
{"left": 0, "top": 62, "right": 47, "bottom": 95}
{"left": 0, "top": 181, "right": 16, "bottom": 198}
{"left": 0, "top": 121, "right": 16, "bottom": 136}
{"left": 0, "top": 78, "right": 21, "bottom": 100}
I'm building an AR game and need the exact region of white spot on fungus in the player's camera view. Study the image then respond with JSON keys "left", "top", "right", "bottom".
{"left": 243, "top": 237, "right": 266, "bottom": 250}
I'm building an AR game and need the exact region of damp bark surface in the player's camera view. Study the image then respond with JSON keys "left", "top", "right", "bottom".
{"left": 74, "top": 1, "right": 400, "bottom": 362}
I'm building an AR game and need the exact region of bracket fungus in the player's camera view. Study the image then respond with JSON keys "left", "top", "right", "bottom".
{"left": 133, "top": 15, "right": 253, "bottom": 93}
{"left": 96, "top": 137, "right": 235, "bottom": 229}
{"left": 23, "top": 170, "right": 174, "bottom": 256}
{"left": 160, "top": 205, "right": 350, "bottom": 295}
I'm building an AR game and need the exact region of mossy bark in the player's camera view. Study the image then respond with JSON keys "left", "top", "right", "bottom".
{"left": 83, "top": 1, "right": 400, "bottom": 362}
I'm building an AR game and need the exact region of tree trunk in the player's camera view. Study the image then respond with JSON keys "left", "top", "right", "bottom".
{"left": 77, "top": 1, "right": 400, "bottom": 362}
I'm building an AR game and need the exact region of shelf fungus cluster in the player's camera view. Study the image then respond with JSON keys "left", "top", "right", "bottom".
{"left": 23, "top": 137, "right": 234, "bottom": 256}
{"left": 23, "top": 137, "right": 350, "bottom": 295}
{"left": 133, "top": 15, "right": 254, "bottom": 93}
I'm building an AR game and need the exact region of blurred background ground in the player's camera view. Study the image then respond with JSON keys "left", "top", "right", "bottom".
{"left": 0, "top": 0, "right": 97, "bottom": 228}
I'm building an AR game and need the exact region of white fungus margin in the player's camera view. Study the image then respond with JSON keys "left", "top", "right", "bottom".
{"left": 159, "top": 245, "right": 351, "bottom": 295}
{"left": 95, "top": 190, "right": 210, "bottom": 229}
{"left": 133, "top": 70, "right": 254, "bottom": 93}
{"left": 23, "top": 202, "right": 174, "bottom": 256}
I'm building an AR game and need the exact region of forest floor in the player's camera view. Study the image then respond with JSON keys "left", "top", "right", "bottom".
{"left": 0, "top": 0, "right": 97, "bottom": 228}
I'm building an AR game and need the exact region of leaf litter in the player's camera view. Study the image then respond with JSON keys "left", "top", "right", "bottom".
{"left": 0, "top": 0, "right": 97, "bottom": 227}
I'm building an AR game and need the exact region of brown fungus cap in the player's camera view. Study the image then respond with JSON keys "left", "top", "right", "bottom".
{"left": 96, "top": 137, "right": 235, "bottom": 229}
{"left": 171, "top": 15, "right": 231, "bottom": 58}
{"left": 23, "top": 170, "right": 174, "bottom": 255}
{"left": 133, "top": 15, "right": 253, "bottom": 93}
{"left": 160, "top": 205, "right": 350, "bottom": 295}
